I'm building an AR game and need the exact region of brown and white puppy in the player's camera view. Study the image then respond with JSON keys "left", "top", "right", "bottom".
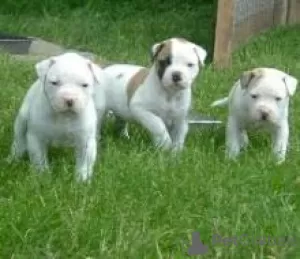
{"left": 100, "top": 37, "right": 207, "bottom": 151}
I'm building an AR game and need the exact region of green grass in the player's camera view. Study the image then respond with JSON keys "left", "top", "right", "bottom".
{"left": 1, "top": 1, "right": 300, "bottom": 258}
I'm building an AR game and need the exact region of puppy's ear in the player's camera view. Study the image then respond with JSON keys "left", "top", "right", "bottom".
{"left": 240, "top": 69, "right": 263, "bottom": 89}
{"left": 35, "top": 58, "right": 55, "bottom": 79}
{"left": 88, "top": 62, "right": 104, "bottom": 85}
{"left": 150, "top": 42, "right": 165, "bottom": 62}
{"left": 283, "top": 74, "right": 298, "bottom": 96}
{"left": 193, "top": 45, "right": 207, "bottom": 67}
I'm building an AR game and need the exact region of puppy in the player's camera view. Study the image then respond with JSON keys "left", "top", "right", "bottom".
{"left": 101, "top": 37, "right": 207, "bottom": 151}
{"left": 10, "top": 52, "right": 106, "bottom": 181}
{"left": 211, "top": 67, "right": 298, "bottom": 163}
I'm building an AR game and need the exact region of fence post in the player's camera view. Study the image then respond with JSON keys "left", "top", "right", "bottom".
{"left": 213, "top": 0, "right": 234, "bottom": 69}
{"left": 287, "top": 0, "right": 300, "bottom": 24}
{"left": 273, "top": 0, "right": 289, "bottom": 25}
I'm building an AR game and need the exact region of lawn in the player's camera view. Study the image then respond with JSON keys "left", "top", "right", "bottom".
{"left": 0, "top": 1, "right": 300, "bottom": 258}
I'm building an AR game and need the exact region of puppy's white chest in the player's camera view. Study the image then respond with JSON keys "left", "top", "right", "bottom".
{"left": 158, "top": 94, "right": 188, "bottom": 125}
{"left": 245, "top": 120, "right": 275, "bottom": 132}
{"left": 37, "top": 115, "right": 87, "bottom": 146}
{"left": 50, "top": 120, "right": 79, "bottom": 145}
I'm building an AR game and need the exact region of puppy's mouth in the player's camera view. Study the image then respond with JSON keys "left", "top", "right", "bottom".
{"left": 62, "top": 109, "right": 78, "bottom": 114}
{"left": 164, "top": 82, "right": 187, "bottom": 91}
{"left": 173, "top": 82, "right": 186, "bottom": 89}
{"left": 251, "top": 115, "right": 279, "bottom": 127}
{"left": 52, "top": 105, "right": 79, "bottom": 115}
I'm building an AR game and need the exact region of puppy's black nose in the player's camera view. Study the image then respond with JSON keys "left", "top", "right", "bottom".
{"left": 261, "top": 112, "right": 268, "bottom": 121}
{"left": 172, "top": 72, "right": 182, "bottom": 83}
{"left": 66, "top": 100, "right": 73, "bottom": 107}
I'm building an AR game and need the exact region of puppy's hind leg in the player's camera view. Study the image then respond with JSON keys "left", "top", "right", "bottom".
{"left": 114, "top": 115, "right": 130, "bottom": 139}
{"left": 75, "top": 135, "right": 97, "bottom": 182}
{"left": 226, "top": 116, "right": 243, "bottom": 159}
{"left": 272, "top": 119, "right": 289, "bottom": 164}
{"left": 169, "top": 119, "right": 189, "bottom": 152}
{"left": 26, "top": 131, "right": 49, "bottom": 171}
{"left": 95, "top": 108, "right": 106, "bottom": 142}
{"left": 9, "top": 113, "right": 28, "bottom": 161}
{"left": 239, "top": 130, "right": 249, "bottom": 150}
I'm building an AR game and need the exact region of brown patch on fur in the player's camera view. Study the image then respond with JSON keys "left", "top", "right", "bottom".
{"left": 127, "top": 68, "right": 149, "bottom": 104}
{"left": 152, "top": 40, "right": 173, "bottom": 79}
{"left": 155, "top": 40, "right": 172, "bottom": 61}
{"left": 240, "top": 68, "right": 265, "bottom": 89}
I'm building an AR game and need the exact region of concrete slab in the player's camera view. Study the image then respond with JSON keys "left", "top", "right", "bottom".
{"left": 0, "top": 32, "right": 100, "bottom": 62}
{"left": 28, "top": 38, "right": 65, "bottom": 56}
{"left": 0, "top": 37, "right": 32, "bottom": 54}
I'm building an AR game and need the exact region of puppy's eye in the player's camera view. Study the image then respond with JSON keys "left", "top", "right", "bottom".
{"left": 187, "top": 63, "right": 195, "bottom": 68}
{"left": 81, "top": 83, "right": 88, "bottom": 88}
{"left": 251, "top": 94, "right": 258, "bottom": 99}
{"left": 165, "top": 56, "right": 171, "bottom": 65}
{"left": 50, "top": 81, "right": 59, "bottom": 86}
{"left": 275, "top": 97, "right": 282, "bottom": 101}
{"left": 159, "top": 56, "right": 171, "bottom": 65}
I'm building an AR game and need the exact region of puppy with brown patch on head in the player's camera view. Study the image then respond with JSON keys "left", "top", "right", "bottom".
{"left": 211, "top": 67, "right": 298, "bottom": 164}
{"left": 101, "top": 37, "right": 207, "bottom": 151}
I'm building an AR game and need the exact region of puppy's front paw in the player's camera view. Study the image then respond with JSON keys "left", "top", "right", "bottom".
{"left": 5, "top": 155, "right": 15, "bottom": 164}
{"left": 9, "top": 142, "right": 26, "bottom": 162}
{"left": 76, "top": 171, "right": 92, "bottom": 183}
{"left": 225, "top": 149, "right": 239, "bottom": 161}
{"left": 275, "top": 156, "right": 285, "bottom": 165}
{"left": 154, "top": 133, "right": 172, "bottom": 150}
{"left": 120, "top": 127, "right": 130, "bottom": 140}
{"left": 273, "top": 149, "right": 286, "bottom": 165}
{"left": 30, "top": 163, "right": 50, "bottom": 174}
{"left": 171, "top": 142, "right": 184, "bottom": 153}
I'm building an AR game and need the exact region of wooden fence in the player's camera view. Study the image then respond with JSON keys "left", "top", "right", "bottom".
{"left": 213, "top": 0, "right": 300, "bottom": 68}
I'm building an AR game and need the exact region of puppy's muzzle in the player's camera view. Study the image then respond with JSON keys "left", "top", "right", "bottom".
{"left": 261, "top": 111, "right": 269, "bottom": 121}
{"left": 172, "top": 71, "right": 182, "bottom": 83}
{"left": 257, "top": 106, "right": 272, "bottom": 122}
{"left": 60, "top": 93, "right": 81, "bottom": 111}
{"left": 65, "top": 98, "right": 74, "bottom": 108}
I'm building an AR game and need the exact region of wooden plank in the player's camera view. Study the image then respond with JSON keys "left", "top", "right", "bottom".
{"left": 213, "top": 0, "right": 234, "bottom": 69}
{"left": 273, "top": 0, "right": 288, "bottom": 25}
{"left": 232, "top": 6, "right": 275, "bottom": 49}
{"left": 287, "top": 0, "right": 300, "bottom": 24}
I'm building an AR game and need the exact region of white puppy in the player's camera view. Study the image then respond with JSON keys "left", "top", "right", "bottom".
{"left": 10, "top": 52, "right": 106, "bottom": 181}
{"left": 101, "top": 37, "right": 207, "bottom": 151}
{"left": 211, "top": 67, "right": 298, "bottom": 163}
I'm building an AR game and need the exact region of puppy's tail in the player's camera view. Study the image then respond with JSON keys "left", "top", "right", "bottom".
{"left": 210, "top": 97, "right": 229, "bottom": 107}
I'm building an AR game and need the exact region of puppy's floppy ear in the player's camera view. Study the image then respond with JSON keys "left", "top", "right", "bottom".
{"left": 193, "top": 45, "right": 207, "bottom": 66}
{"left": 240, "top": 69, "right": 263, "bottom": 89}
{"left": 283, "top": 74, "right": 298, "bottom": 96}
{"left": 88, "top": 62, "right": 104, "bottom": 85}
{"left": 35, "top": 58, "right": 55, "bottom": 79}
{"left": 150, "top": 42, "right": 165, "bottom": 62}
